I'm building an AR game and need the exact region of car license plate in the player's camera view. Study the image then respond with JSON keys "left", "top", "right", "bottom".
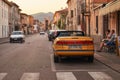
{"left": 14, "top": 38, "right": 17, "bottom": 40}
{"left": 69, "top": 45, "right": 81, "bottom": 49}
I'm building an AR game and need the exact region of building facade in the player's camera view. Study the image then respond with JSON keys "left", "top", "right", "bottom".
{"left": 10, "top": 2, "right": 21, "bottom": 31}
{"left": 89, "top": 0, "right": 114, "bottom": 43}
{"left": 66, "top": 0, "right": 120, "bottom": 43}
{"left": 98, "top": 0, "right": 120, "bottom": 36}
{"left": 20, "top": 13, "right": 29, "bottom": 34}
{"left": 0, "top": 0, "right": 11, "bottom": 38}
{"left": 8, "top": 2, "right": 12, "bottom": 35}
{"left": 67, "top": 0, "right": 81, "bottom": 31}
{"left": 28, "top": 15, "right": 34, "bottom": 34}
{"left": 53, "top": 8, "right": 68, "bottom": 30}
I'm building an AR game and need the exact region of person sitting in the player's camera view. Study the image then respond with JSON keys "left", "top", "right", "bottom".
{"left": 97, "top": 30, "right": 115, "bottom": 52}
{"left": 104, "top": 30, "right": 116, "bottom": 47}
{"left": 102, "top": 29, "right": 111, "bottom": 43}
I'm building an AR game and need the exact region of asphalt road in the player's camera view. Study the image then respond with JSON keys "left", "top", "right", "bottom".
{"left": 0, "top": 33, "right": 120, "bottom": 80}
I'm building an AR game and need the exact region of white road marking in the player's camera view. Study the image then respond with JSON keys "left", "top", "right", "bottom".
{"left": 20, "top": 73, "right": 40, "bottom": 80}
{"left": 88, "top": 72, "right": 113, "bottom": 80}
{"left": 53, "top": 69, "right": 108, "bottom": 72}
{"left": 0, "top": 73, "right": 7, "bottom": 80}
{"left": 56, "top": 72, "right": 77, "bottom": 80}
{"left": 50, "top": 54, "right": 56, "bottom": 71}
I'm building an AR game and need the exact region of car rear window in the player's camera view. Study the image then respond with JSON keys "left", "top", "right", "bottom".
{"left": 57, "top": 31, "right": 84, "bottom": 37}
{"left": 12, "top": 32, "right": 23, "bottom": 35}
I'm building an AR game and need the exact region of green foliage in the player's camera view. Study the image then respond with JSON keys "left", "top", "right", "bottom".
{"left": 57, "top": 14, "right": 67, "bottom": 29}
{"left": 57, "top": 19, "right": 61, "bottom": 29}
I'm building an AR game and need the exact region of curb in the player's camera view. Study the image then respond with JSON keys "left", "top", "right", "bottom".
{"left": 0, "top": 34, "right": 35, "bottom": 44}
{"left": 0, "top": 41, "right": 9, "bottom": 44}
{"left": 95, "top": 53, "right": 120, "bottom": 73}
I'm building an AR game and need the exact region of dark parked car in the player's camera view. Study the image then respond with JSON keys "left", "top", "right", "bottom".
{"left": 48, "top": 30, "right": 56, "bottom": 41}
{"left": 48, "top": 30, "right": 66, "bottom": 41}
{"left": 52, "top": 30, "right": 66, "bottom": 41}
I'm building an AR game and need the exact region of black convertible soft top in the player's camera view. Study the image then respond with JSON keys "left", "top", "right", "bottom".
{"left": 56, "top": 31, "right": 84, "bottom": 38}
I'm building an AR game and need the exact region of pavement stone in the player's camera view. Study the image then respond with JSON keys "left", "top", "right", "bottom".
{"left": 0, "top": 37, "right": 9, "bottom": 44}
{"left": 95, "top": 43, "right": 120, "bottom": 73}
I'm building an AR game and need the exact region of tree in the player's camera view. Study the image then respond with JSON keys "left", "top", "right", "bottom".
{"left": 57, "top": 14, "right": 67, "bottom": 29}
{"left": 57, "top": 19, "right": 61, "bottom": 29}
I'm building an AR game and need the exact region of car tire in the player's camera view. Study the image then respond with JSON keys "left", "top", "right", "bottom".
{"left": 88, "top": 56, "right": 94, "bottom": 63}
{"left": 48, "top": 38, "right": 50, "bottom": 41}
{"left": 49, "top": 38, "right": 51, "bottom": 41}
{"left": 20, "top": 40, "right": 23, "bottom": 43}
{"left": 54, "top": 54, "right": 59, "bottom": 63}
{"left": 10, "top": 40, "right": 12, "bottom": 43}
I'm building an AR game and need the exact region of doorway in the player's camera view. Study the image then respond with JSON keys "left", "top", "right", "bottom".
{"left": 117, "top": 11, "right": 120, "bottom": 36}
{"left": 103, "top": 14, "right": 109, "bottom": 38}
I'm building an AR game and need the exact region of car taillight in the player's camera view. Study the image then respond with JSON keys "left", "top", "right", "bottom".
{"left": 73, "top": 41, "right": 93, "bottom": 45}
{"left": 83, "top": 41, "right": 93, "bottom": 45}
{"left": 56, "top": 41, "right": 64, "bottom": 45}
{"left": 56, "top": 41, "right": 93, "bottom": 45}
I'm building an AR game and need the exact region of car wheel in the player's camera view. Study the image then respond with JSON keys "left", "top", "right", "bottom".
{"left": 20, "top": 40, "right": 23, "bottom": 43}
{"left": 48, "top": 38, "right": 50, "bottom": 41}
{"left": 54, "top": 54, "right": 60, "bottom": 63}
{"left": 88, "top": 56, "right": 94, "bottom": 63}
{"left": 10, "top": 40, "right": 12, "bottom": 43}
{"left": 49, "top": 38, "right": 51, "bottom": 41}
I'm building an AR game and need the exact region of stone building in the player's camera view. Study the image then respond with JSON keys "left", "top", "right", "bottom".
{"left": 0, "top": 0, "right": 11, "bottom": 38}
{"left": 98, "top": 0, "right": 120, "bottom": 36}
{"left": 20, "top": 13, "right": 29, "bottom": 34}
{"left": 53, "top": 8, "right": 68, "bottom": 30}
{"left": 89, "top": 0, "right": 114, "bottom": 43}
{"left": 10, "top": 2, "right": 21, "bottom": 31}
{"left": 67, "top": 0, "right": 81, "bottom": 31}
{"left": 66, "top": 0, "right": 120, "bottom": 43}
{"left": 28, "top": 15, "right": 34, "bottom": 34}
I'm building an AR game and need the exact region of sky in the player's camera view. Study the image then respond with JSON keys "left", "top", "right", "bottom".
{"left": 8, "top": 0, "right": 68, "bottom": 15}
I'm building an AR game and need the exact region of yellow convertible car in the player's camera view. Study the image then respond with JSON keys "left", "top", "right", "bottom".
{"left": 53, "top": 31, "right": 94, "bottom": 63}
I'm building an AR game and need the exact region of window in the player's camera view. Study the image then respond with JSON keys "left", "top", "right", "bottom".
{"left": 96, "top": 16, "right": 98, "bottom": 33}
{"left": 2, "top": 25, "right": 3, "bottom": 37}
{"left": 71, "top": 10, "right": 73, "bottom": 18}
{"left": 74, "top": 8, "right": 76, "bottom": 16}
{"left": 2, "top": 9, "right": 3, "bottom": 18}
{"left": 103, "top": 15, "right": 108, "bottom": 38}
{"left": 78, "top": 15, "right": 80, "bottom": 25}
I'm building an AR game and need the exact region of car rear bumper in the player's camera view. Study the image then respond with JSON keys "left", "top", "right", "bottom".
{"left": 10, "top": 38, "right": 23, "bottom": 41}
{"left": 54, "top": 50, "right": 94, "bottom": 56}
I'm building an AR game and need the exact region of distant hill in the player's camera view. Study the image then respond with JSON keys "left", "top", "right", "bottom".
{"left": 31, "top": 12, "right": 54, "bottom": 22}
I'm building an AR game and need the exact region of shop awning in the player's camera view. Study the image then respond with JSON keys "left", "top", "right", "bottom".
{"left": 99, "top": 0, "right": 120, "bottom": 15}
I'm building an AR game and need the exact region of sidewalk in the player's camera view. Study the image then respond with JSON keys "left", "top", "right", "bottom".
{"left": 95, "top": 43, "right": 120, "bottom": 73}
{"left": 0, "top": 37, "right": 9, "bottom": 44}
{"left": 0, "top": 34, "right": 34, "bottom": 44}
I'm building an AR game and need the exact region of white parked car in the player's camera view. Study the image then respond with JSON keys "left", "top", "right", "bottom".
{"left": 40, "top": 31, "right": 45, "bottom": 35}
{"left": 10, "top": 31, "right": 25, "bottom": 43}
